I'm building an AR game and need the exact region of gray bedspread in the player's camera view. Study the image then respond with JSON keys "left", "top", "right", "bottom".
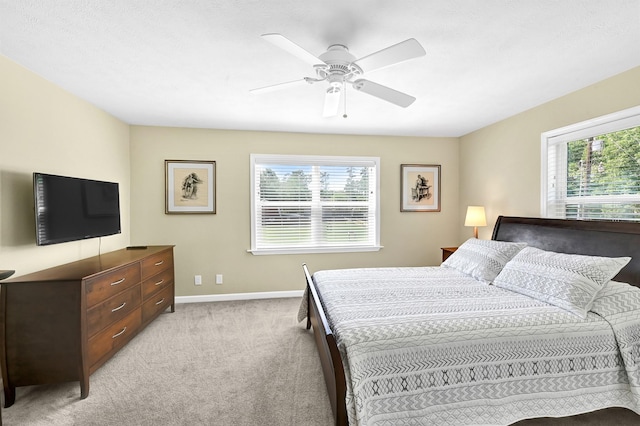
{"left": 301, "top": 266, "right": 640, "bottom": 425}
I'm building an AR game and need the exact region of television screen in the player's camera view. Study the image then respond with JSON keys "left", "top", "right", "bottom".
{"left": 34, "top": 173, "right": 121, "bottom": 246}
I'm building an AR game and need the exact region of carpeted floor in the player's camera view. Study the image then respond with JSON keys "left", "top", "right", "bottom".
{"left": 2, "top": 297, "right": 639, "bottom": 425}
{"left": 2, "top": 298, "right": 333, "bottom": 425}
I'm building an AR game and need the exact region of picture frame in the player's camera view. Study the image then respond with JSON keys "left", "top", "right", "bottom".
{"left": 165, "top": 160, "right": 216, "bottom": 214}
{"left": 400, "top": 164, "right": 441, "bottom": 212}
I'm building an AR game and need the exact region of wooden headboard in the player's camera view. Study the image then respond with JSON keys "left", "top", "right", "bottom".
{"left": 492, "top": 216, "right": 640, "bottom": 287}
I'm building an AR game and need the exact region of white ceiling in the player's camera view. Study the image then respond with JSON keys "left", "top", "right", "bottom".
{"left": 1, "top": 1, "right": 639, "bottom": 137}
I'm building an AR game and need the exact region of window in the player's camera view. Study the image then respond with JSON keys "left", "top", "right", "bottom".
{"left": 250, "top": 154, "right": 381, "bottom": 255}
{"left": 541, "top": 106, "right": 640, "bottom": 221}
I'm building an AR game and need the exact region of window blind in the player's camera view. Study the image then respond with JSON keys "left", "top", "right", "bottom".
{"left": 250, "top": 154, "right": 381, "bottom": 254}
{"left": 543, "top": 107, "right": 640, "bottom": 221}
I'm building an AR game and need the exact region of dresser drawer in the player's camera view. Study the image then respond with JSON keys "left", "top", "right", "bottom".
{"left": 85, "top": 264, "right": 141, "bottom": 308}
{"left": 88, "top": 308, "right": 141, "bottom": 367}
{"left": 141, "top": 268, "right": 173, "bottom": 300}
{"left": 141, "top": 250, "right": 173, "bottom": 280}
{"left": 86, "top": 285, "right": 141, "bottom": 338}
{"left": 142, "top": 285, "right": 173, "bottom": 324}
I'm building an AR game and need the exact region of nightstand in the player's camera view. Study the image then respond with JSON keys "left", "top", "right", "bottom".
{"left": 441, "top": 247, "right": 458, "bottom": 262}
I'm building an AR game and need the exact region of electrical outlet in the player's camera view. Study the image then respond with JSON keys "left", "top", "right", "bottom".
{"left": 216, "top": 274, "right": 223, "bottom": 285}
{"left": 194, "top": 275, "right": 202, "bottom": 285}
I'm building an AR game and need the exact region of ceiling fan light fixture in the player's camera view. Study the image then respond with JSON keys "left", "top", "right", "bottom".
{"left": 323, "top": 85, "right": 342, "bottom": 118}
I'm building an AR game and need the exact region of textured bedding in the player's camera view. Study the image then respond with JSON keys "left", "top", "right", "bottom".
{"left": 301, "top": 266, "right": 640, "bottom": 426}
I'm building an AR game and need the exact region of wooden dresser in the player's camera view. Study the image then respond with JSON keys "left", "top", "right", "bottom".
{"left": 0, "top": 245, "right": 175, "bottom": 407}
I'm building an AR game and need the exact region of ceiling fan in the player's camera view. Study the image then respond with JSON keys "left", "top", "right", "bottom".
{"left": 251, "top": 34, "right": 426, "bottom": 117}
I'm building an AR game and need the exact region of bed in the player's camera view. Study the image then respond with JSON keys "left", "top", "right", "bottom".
{"left": 300, "top": 216, "right": 640, "bottom": 426}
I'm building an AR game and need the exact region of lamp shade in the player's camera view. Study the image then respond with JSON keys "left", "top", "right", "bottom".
{"left": 464, "top": 206, "right": 487, "bottom": 227}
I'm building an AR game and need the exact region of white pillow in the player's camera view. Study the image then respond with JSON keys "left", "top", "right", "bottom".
{"left": 493, "top": 246, "right": 631, "bottom": 318}
{"left": 442, "top": 238, "right": 527, "bottom": 284}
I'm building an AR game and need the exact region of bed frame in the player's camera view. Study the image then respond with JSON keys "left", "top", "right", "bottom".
{"left": 303, "top": 216, "right": 640, "bottom": 426}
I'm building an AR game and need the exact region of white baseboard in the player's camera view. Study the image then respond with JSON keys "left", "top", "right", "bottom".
{"left": 175, "top": 290, "right": 304, "bottom": 304}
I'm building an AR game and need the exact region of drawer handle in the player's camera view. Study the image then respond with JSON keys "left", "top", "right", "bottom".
{"left": 112, "top": 327, "right": 127, "bottom": 339}
{"left": 154, "top": 279, "right": 164, "bottom": 286}
{"left": 154, "top": 260, "right": 164, "bottom": 266}
{"left": 111, "top": 302, "right": 126, "bottom": 312}
{"left": 155, "top": 298, "right": 165, "bottom": 306}
{"left": 111, "top": 278, "right": 126, "bottom": 286}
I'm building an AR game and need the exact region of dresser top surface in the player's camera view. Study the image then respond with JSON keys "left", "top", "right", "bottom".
{"left": 4, "top": 246, "right": 174, "bottom": 284}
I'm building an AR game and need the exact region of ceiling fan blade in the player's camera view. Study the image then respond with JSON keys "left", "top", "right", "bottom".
{"left": 261, "top": 33, "right": 325, "bottom": 66}
{"left": 353, "top": 38, "right": 426, "bottom": 73}
{"left": 351, "top": 79, "right": 416, "bottom": 108}
{"left": 323, "top": 87, "right": 342, "bottom": 117}
{"left": 250, "top": 78, "right": 310, "bottom": 94}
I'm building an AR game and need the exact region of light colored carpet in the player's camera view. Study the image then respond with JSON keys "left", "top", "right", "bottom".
{"left": 2, "top": 298, "right": 333, "bottom": 425}
{"left": 2, "top": 297, "right": 639, "bottom": 425}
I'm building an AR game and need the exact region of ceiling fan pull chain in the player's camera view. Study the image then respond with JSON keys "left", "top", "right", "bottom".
{"left": 343, "top": 84, "right": 348, "bottom": 119}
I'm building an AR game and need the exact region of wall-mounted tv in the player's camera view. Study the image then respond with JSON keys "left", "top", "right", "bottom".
{"left": 34, "top": 172, "right": 121, "bottom": 246}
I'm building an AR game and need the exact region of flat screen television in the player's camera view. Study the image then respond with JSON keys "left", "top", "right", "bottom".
{"left": 33, "top": 172, "right": 121, "bottom": 246}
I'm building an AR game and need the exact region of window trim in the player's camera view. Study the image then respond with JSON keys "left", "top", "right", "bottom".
{"left": 540, "top": 105, "right": 640, "bottom": 218}
{"left": 249, "top": 153, "right": 382, "bottom": 255}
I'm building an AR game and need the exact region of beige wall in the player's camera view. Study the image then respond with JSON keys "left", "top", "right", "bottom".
{"left": 459, "top": 66, "right": 640, "bottom": 241}
{"left": 130, "top": 126, "right": 459, "bottom": 296}
{"left": 0, "top": 55, "right": 131, "bottom": 275}
{"left": 5, "top": 50, "right": 637, "bottom": 298}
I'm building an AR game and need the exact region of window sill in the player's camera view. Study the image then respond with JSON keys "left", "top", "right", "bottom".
{"left": 247, "top": 245, "right": 383, "bottom": 256}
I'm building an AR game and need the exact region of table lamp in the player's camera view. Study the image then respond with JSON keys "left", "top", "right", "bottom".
{"left": 465, "top": 206, "right": 486, "bottom": 238}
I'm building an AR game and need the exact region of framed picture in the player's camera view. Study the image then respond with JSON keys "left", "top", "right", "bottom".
{"left": 400, "top": 164, "right": 441, "bottom": 212}
{"left": 165, "top": 160, "right": 216, "bottom": 214}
